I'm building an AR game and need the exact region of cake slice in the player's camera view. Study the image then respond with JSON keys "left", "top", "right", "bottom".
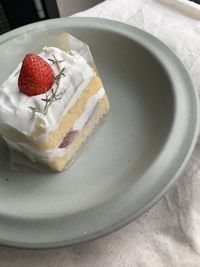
{"left": 0, "top": 46, "right": 109, "bottom": 171}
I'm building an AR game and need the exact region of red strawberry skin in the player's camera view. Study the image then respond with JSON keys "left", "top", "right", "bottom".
{"left": 18, "top": 53, "right": 54, "bottom": 96}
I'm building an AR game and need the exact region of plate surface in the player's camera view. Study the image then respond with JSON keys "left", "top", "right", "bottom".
{"left": 0, "top": 18, "right": 199, "bottom": 249}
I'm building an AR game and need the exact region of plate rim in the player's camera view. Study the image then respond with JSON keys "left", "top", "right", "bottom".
{"left": 0, "top": 17, "right": 199, "bottom": 249}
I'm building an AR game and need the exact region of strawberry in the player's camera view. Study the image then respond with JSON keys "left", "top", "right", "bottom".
{"left": 18, "top": 53, "right": 54, "bottom": 96}
{"left": 59, "top": 131, "right": 77, "bottom": 148}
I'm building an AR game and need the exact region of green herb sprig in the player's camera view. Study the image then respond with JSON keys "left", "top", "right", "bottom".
{"left": 29, "top": 55, "right": 66, "bottom": 115}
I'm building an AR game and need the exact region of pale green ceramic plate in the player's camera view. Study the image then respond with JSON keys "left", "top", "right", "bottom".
{"left": 0, "top": 18, "right": 199, "bottom": 249}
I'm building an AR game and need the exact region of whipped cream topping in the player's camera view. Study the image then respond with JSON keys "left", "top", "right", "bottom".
{"left": 0, "top": 47, "right": 94, "bottom": 139}
{"left": 4, "top": 87, "right": 105, "bottom": 161}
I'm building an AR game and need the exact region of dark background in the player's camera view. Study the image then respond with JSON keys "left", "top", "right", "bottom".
{"left": 0, "top": 0, "right": 200, "bottom": 35}
{"left": 0, "top": 0, "right": 59, "bottom": 34}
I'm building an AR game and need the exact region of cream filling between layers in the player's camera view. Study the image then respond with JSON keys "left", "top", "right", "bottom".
{"left": 4, "top": 87, "right": 105, "bottom": 161}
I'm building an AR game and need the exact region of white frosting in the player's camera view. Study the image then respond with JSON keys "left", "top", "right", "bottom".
{"left": 0, "top": 47, "right": 94, "bottom": 140}
{"left": 4, "top": 88, "right": 105, "bottom": 161}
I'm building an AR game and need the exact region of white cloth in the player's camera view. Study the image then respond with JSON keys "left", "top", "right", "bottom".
{"left": 1, "top": 1, "right": 200, "bottom": 266}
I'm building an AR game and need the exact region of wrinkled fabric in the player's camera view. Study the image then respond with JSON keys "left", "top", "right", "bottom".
{"left": 74, "top": 1, "right": 200, "bottom": 266}
{"left": 1, "top": 1, "right": 200, "bottom": 266}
